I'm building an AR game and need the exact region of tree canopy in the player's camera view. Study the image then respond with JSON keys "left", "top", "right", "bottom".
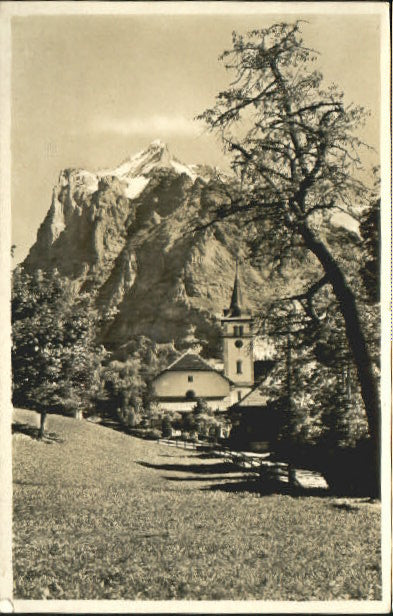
{"left": 12, "top": 267, "right": 107, "bottom": 435}
{"left": 198, "top": 21, "right": 380, "bottom": 489}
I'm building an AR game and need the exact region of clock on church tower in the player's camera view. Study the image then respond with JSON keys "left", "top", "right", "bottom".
{"left": 221, "top": 263, "right": 254, "bottom": 403}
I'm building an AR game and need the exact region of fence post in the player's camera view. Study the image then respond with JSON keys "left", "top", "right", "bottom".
{"left": 288, "top": 464, "right": 296, "bottom": 489}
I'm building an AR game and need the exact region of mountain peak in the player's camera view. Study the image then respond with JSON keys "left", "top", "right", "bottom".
{"left": 148, "top": 139, "right": 168, "bottom": 149}
{"left": 22, "top": 141, "right": 302, "bottom": 357}
{"left": 106, "top": 140, "right": 196, "bottom": 182}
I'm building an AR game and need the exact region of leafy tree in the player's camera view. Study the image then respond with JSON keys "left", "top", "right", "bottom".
{"left": 102, "top": 358, "right": 143, "bottom": 420}
{"left": 161, "top": 415, "right": 172, "bottom": 438}
{"left": 359, "top": 196, "right": 380, "bottom": 303}
{"left": 193, "top": 397, "right": 211, "bottom": 416}
{"left": 12, "top": 267, "right": 106, "bottom": 437}
{"left": 198, "top": 21, "right": 380, "bottom": 488}
{"left": 117, "top": 407, "right": 141, "bottom": 430}
{"left": 262, "top": 302, "right": 321, "bottom": 450}
{"left": 189, "top": 398, "right": 224, "bottom": 439}
{"left": 114, "top": 335, "right": 179, "bottom": 417}
{"left": 182, "top": 410, "right": 197, "bottom": 434}
{"left": 264, "top": 277, "right": 370, "bottom": 447}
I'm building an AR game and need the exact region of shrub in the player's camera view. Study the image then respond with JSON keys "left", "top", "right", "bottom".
{"left": 318, "top": 439, "right": 378, "bottom": 497}
{"left": 161, "top": 416, "right": 172, "bottom": 438}
{"left": 145, "top": 428, "right": 162, "bottom": 440}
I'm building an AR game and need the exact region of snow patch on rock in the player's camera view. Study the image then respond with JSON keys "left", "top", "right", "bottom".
{"left": 123, "top": 176, "right": 150, "bottom": 199}
{"left": 170, "top": 160, "right": 196, "bottom": 180}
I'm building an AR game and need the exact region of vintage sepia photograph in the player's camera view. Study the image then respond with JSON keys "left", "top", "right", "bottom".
{"left": 0, "top": 1, "right": 391, "bottom": 612}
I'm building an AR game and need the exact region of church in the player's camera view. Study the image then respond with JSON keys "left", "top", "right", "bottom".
{"left": 151, "top": 264, "right": 259, "bottom": 412}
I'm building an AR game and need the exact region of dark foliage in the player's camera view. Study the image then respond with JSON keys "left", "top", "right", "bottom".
{"left": 198, "top": 21, "right": 380, "bottom": 493}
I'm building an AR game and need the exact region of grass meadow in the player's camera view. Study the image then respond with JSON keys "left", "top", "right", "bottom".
{"left": 12, "top": 408, "right": 381, "bottom": 601}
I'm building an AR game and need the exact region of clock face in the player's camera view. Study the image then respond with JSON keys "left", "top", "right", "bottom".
{"left": 235, "top": 339, "right": 243, "bottom": 348}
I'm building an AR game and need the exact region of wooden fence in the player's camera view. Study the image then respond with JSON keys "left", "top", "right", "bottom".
{"left": 157, "top": 438, "right": 327, "bottom": 490}
{"left": 157, "top": 439, "right": 296, "bottom": 486}
{"left": 157, "top": 438, "right": 199, "bottom": 450}
{"left": 223, "top": 450, "right": 292, "bottom": 484}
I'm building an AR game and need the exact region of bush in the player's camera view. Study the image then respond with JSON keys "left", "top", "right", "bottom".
{"left": 161, "top": 416, "right": 172, "bottom": 438}
{"left": 145, "top": 428, "right": 162, "bottom": 440}
{"left": 193, "top": 397, "right": 211, "bottom": 415}
{"left": 125, "top": 408, "right": 140, "bottom": 428}
{"left": 126, "top": 427, "right": 161, "bottom": 440}
{"left": 273, "top": 438, "right": 379, "bottom": 497}
{"left": 318, "top": 440, "right": 378, "bottom": 497}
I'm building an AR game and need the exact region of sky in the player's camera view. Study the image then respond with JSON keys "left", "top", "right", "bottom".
{"left": 11, "top": 8, "right": 382, "bottom": 264}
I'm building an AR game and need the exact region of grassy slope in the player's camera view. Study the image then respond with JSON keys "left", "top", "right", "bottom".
{"left": 13, "top": 409, "right": 381, "bottom": 601}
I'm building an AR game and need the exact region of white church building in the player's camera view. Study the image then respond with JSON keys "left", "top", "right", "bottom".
{"left": 151, "top": 265, "right": 256, "bottom": 412}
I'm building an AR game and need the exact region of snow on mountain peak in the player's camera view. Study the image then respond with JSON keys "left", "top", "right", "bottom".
{"left": 61, "top": 142, "right": 206, "bottom": 202}
{"left": 101, "top": 141, "right": 197, "bottom": 185}
{"left": 149, "top": 139, "right": 167, "bottom": 149}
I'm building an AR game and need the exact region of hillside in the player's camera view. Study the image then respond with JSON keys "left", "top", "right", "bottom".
{"left": 22, "top": 141, "right": 316, "bottom": 357}
{"left": 12, "top": 408, "right": 381, "bottom": 600}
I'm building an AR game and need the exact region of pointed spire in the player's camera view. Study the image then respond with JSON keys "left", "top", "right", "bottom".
{"left": 228, "top": 258, "right": 243, "bottom": 317}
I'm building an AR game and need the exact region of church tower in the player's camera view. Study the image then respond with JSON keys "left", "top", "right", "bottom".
{"left": 221, "top": 263, "right": 254, "bottom": 403}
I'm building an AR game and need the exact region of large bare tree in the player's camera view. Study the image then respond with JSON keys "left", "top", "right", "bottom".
{"left": 198, "top": 22, "right": 380, "bottom": 484}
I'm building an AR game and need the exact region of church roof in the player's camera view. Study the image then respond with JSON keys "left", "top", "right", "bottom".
{"left": 165, "top": 351, "right": 216, "bottom": 372}
{"left": 237, "top": 387, "right": 269, "bottom": 406}
{"left": 156, "top": 350, "right": 234, "bottom": 384}
{"left": 229, "top": 381, "right": 271, "bottom": 409}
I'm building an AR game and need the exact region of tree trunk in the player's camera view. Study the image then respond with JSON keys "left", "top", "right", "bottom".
{"left": 286, "top": 332, "right": 292, "bottom": 403}
{"left": 346, "top": 364, "right": 352, "bottom": 401}
{"left": 38, "top": 411, "right": 47, "bottom": 440}
{"left": 299, "top": 222, "right": 380, "bottom": 493}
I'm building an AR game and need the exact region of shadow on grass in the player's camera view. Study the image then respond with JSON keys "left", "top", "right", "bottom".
{"left": 204, "top": 477, "right": 276, "bottom": 494}
{"left": 194, "top": 452, "right": 225, "bottom": 459}
{"left": 163, "top": 475, "right": 247, "bottom": 482}
{"left": 138, "top": 460, "right": 332, "bottom": 497}
{"left": 159, "top": 454, "right": 184, "bottom": 458}
{"left": 138, "top": 460, "right": 240, "bottom": 475}
{"left": 162, "top": 473, "right": 290, "bottom": 495}
{"left": 157, "top": 452, "right": 219, "bottom": 459}
{"left": 205, "top": 478, "right": 332, "bottom": 497}
{"left": 330, "top": 502, "right": 359, "bottom": 511}
{"left": 99, "top": 418, "right": 127, "bottom": 433}
{"left": 12, "top": 422, "right": 64, "bottom": 444}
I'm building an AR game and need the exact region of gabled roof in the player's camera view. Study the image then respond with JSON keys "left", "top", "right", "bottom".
{"left": 154, "top": 350, "right": 234, "bottom": 385}
{"left": 166, "top": 350, "right": 216, "bottom": 372}
{"left": 232, "top": 384, "right": 269, "bottom": 408}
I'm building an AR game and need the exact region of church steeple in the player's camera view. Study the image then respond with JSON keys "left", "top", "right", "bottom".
{"left": 228, "top": 260, "right": 243, "bottom": 317}
{"left": 221, "top": 260, "right": 254, "bottom": 401}
{"left": 224, "top": 259, "right": 248, "bottom": 318}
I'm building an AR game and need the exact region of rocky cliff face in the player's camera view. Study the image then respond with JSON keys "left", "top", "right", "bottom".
{"left": 23, "top": 141, "right": 308, "bottom": 358}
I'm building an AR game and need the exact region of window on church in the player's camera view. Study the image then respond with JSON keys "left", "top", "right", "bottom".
{"left": 236, "top": 360, "right": 242, "bottom": 374}
{"left": 237, "top": 391, "right": 242, "bottom": 402}
{"left": 185, "top": 390, "right": 196, "bottom": 400}
{"left": 239, "top": 325, "right": 244, "bottom": 336}
{"left": 234, "top": 326, "right": 239, "bottom": 336}
{"left": 188, "top": 375, "right": 193, "bottom": 382}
